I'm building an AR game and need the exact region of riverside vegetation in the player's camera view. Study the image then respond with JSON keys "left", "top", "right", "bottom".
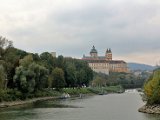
{"left": 0, "top": 36, "right": 93, "bottom": 102}
{"left": 0, "top": 36, "right": 146, "bottom": 107}
{"left": 139, "top": 68, "right": 160, "bottom": 114}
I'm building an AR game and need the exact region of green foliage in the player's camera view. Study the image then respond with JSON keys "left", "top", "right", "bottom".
{"left": 0, "top": 36, "right": 94, "bottom": 101}
{"left": 19, "top": 54, "right": 33, "bottom": 68}
{"left": 65, "top": 63, "right": 77, "bottom": 87}
{"left": 88, "top": 85, "right": 124, "bottom": 94}
{"left": 94, "top": 72, "right": 147, "bottom": 89}
{"left": 62, "top": 88, "right": 91, "bottom": 95}
{"left": 14, "top": 66, "right": 35, "bottom": 95}
{"left": 52, "top": 67, "right": 66, "bottom": 90}
{"left": 91, "top": 76, "right": 106, "bottom": 87}
{"left": 144, "top": 69, "right": 160, "bottom": 104}
{"left": 40, "top": 52, "right": 56, "bottom": 73}
{"left": 14, "top": 55, "right": 49, "bottom": 98}
{"left": 64, "top": 58, "right": 93, "bottom": 87}
{"left": 29, "top": 62, "right": 49, "bottom": 90}
{"left": 0, "top": 65, "right": 5, "bottom": 89}
{"left": 2, "top": 47, "right": 28, "bottom": 88}
{"left": 56, "top": 55, "right": 65, "bottom": 69}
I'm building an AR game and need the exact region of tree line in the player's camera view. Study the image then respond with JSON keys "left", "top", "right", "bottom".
{"left": 91, "top": 71, "right": 149, "bottom": 89}
{"left": 0, "top": 36, "right": 93, "bottom": 100}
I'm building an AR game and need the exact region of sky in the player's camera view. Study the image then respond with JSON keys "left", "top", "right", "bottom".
{"left": 0, "top": 0, "right": 160, "bottom": 66}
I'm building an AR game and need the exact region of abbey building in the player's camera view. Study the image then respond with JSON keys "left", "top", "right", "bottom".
{"left": 82, "top": 46, "right": 128, "bottom": 75}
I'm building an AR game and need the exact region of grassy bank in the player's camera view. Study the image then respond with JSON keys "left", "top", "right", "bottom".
{"left": 88, "top": 85, "right": 124, "bottom": 94}
{"left": 0, "top": 85, "right": 124, "bottom": 108}
{"left": 62, "top": 85, "right": 124, "bottom": 95}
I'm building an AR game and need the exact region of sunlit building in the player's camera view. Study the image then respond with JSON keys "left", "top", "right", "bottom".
{"left": 82, "top": 46, "right": 128, "bottom": 75}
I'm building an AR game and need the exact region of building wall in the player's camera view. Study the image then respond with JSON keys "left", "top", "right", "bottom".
{"left": 89, "top": 62, "right": 109, "bottom": 75}
{"left": 109, "top": 63, "right": 128, "bottom": 73}
{"left": 51, "top": 52, "right": 56, "bottom": 57}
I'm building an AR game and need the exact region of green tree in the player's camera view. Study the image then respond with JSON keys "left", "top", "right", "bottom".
{"left": 14, "top": 54, "right": 49, "bottom": 98}
{"left": 92, "top": 76, "right": 106, "bottom": 87}
{"left": 76, "top": 69, "right": 85, "bottom": 87}
{"left": 40, "top": 52, "right": 56, "bottom": 73}
{"left": 29, "top": 63, "right": 49, "bottom": 90}
{"left": 19, "top": 54, "right": 33, "bottom": 68}
{"left": 0, "top": 65, "right": 5, "bottom": 89}
{"left": 52, "top": 67, "right": 66, "bottom": 90}
{"left": 144, "top": 69, "right": 160, "bottom": 104}
{"left": 3, "top": 47, "right": 28, "bottom": 88}
{"left": 13, "top": 66, "right": 35, "bottom": 95}
{"left": 65, "top": 63, "right": 77, "bottom": 87}
{"left": 56, "top": 55, "right": 65, "bottom": 69}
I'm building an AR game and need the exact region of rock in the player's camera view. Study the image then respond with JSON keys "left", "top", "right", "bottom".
{"left": 139, "top": 104, "right": 160, "bottom": 114}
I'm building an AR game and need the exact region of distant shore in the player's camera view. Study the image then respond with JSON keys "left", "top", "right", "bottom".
{"left": 139, "top": 104, "right": 160, "bottom": 114}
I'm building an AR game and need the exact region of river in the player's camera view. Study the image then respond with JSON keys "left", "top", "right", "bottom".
{"left": 0, "top": 90, "right": 160, "bottom": 120}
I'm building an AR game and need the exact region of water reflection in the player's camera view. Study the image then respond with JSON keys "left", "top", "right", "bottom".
{"left": 0, "top": 92, "right": 160, "bottom": 120}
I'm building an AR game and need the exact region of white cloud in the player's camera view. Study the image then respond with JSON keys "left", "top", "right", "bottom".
{"left": 0, "top": 0, "right": 160, "bottom": 65}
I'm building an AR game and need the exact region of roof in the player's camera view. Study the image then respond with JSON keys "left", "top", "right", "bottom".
{"left": 86, "top": 60, "right": 108, "bottom": 63}
{"left": 109, "top": 60, "right": 126, "bottom": 64}
{"left": 82, "top": 58, "right": 126, "bottom": 64}
{"left": 82, "top": 56, "right": 105, "bottom": 60}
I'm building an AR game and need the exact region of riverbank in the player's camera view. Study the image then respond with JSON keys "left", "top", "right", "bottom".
{"left": 0, "top": 86, "right": 124, "bottom": 108}
{"left": 139, "top": 104, "right": 160, "bottom": 114}
{"left": 0, "top": 96, "right": 58, "bottom": 108}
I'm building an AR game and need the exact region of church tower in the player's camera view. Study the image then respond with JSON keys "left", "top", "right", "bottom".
{"left": 90, "top": 45, "right": 98, "bottom": 58}
{"left": 105, "top": 48, "right": 112, "bottom": 61}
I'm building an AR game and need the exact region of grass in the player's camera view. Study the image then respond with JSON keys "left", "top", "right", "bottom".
{"left": 0, "top": 85, "right": 124, "bottom": 103}
{"left": 62, "top": 88, "right": 91, "bottom": 95}
{"left": 88, "top": 85, "right": 124, "bottom": 94}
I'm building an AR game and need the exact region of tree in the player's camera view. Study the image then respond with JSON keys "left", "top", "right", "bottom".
{"left": 56, "top": 55, "right": 65, "bottom": 69}
{"left": 0, "top": 36, "right": 13, "bottom": 58}
{"left": 0, "top": 65, "right": 5, "bottom": 89}
{"left": 92, "top": 76, "right": 106, "bottom": 87}
{"left": 14, "top": 54, "right": 49, "bottom": 98}
{"left": 19, "top": 54, "right": 33, "bottom": 68}
{"left": 144, "top": 69, "right": 160, "bottom": 104}
{"left": 40, "top": 52, "right": 56, "bottom": 73}
{"left": 76, "top": 69, "right": 85, "bottom": 87}
{"left": 65, "top": 63, "right": 77, "bottom": 87}
{"left": 29, "top": 63, "right": 49, "bottom": 90}
{"left": 3, "top": 47, "right": 28, "bottom": 88}
{"left": 13, "top": 66, "right": 35, "bottom": 96}
{"left": 52, "top": 67, "right": 66, "bottom": 90}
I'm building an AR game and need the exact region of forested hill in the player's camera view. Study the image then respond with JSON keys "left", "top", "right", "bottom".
{"left": 128, "top": 63, "right": 156, "bottom": 71}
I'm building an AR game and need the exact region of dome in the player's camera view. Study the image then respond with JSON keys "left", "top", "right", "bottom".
{"left": 90, "top": 46, "right": 97, "bottom": 53}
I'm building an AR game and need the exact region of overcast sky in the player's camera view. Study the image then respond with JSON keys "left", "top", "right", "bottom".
{"left": 0, "top": 0, "right": 160, "bottom": 65}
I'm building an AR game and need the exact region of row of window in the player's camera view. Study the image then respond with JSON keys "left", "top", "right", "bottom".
{"left": 91, "top": 67, "right": 108, "bottom": 69}
{"left": 89, "top": 63, "right": 108, "bottom": 67}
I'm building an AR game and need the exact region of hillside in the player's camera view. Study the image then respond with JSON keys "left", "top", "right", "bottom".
{"left": 127, "top": 63, "right": 156, "bottom": 71}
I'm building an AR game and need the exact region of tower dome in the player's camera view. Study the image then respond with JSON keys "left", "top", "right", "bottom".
{"left": 90, "top": 46, "right": 98, "bottom": 57}
{"left": 90, "top": 46, "right": 97, "bottom": 53}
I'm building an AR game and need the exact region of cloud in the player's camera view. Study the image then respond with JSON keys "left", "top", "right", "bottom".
{"left": 0, "top": 0, "right": 160, "bottom": 65}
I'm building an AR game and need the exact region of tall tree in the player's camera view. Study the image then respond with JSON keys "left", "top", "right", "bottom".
{"left": 0, "top": 65, "right": 5, "bottom": 89}
{"left": 40, "top": 52, "right": 56, "bottom": 73}
{"left": 52, "top": 67, "right": 66, "bottom": 90}
{"left": 65, "top": 63, "right": 77, "bottom": 87}
{"left": 144, "top": 69, "right": 160, "bottom": 104}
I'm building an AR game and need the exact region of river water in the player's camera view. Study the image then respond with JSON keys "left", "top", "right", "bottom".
{"left": 0, "top": 91, "right": 160, "bottom": 120}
